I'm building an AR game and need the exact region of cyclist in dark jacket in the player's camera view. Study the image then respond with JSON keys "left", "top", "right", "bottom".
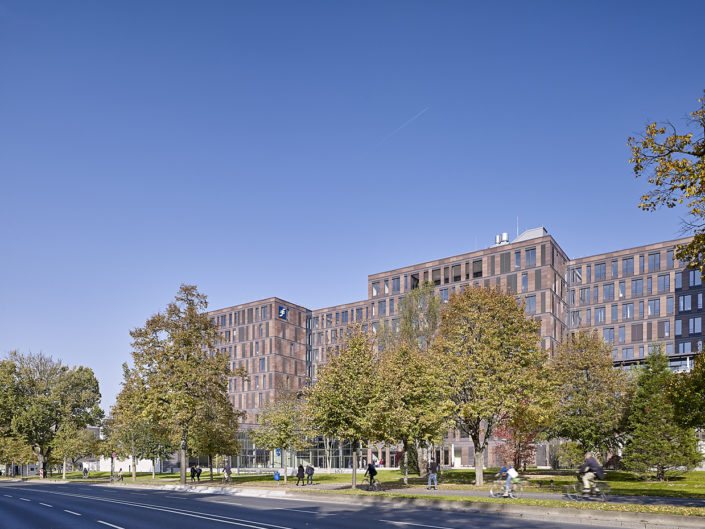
{"left": 578, "top": 452, "right": 605, "bottom": 492}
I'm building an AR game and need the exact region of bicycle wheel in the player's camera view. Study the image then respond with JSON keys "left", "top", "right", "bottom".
{"left": 373, "top": 480, "right": 381, "bottom": 492}
{"left": 594, "top": 482, "right": 610, "bottom": 501}
{"left": 565, "top": 482, "right": 581, "bottom": 501}
{"left": 489, "top": 481, "right": 504, "bottom": 498}
{"left": 509, "top": 481, "right": 523, "bottom": 499}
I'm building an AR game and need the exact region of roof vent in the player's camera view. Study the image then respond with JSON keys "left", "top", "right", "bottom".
{"left": 495, "top": 234, "right": 501, "bottom": 245}
{"left": 501, "top": 232, "right": 509, "bottom": 244}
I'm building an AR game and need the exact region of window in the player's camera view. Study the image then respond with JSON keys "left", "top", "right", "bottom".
{"left": 648, "top": 253, "right": 660, "bottom": 271}
{"left": 619, "top": 281, "right": 626, "bottom": 298}
{"left": 595, "top": 307, "right": 606, "bottom": 323}
{"left": 473, "top": 260, "right": 483, "bottom": 278}
{"left": 515, "top": 251, "right": 521, "bottom": 269}
{"left": 679, "top": 295, "right": 692, "bottom": 312}
{"left": 594, "top": 286, "right": 599, "bottom": 302}
{"left": 675, "top": 273, "right": 682, "bottom": 289}
{"left": 341, "top": 311, "right": 349, "bottom": 324}
{"left": 571, "top": 311, "right": 581, "bottom": 326}
{"left": 632, "top": 278, "right": 643, "bottom": 296}
{"left": 700, "top": 293, "right": 703, "bottom": 310}
{"left": 611, "top": 304, "right": 618, "bottom": 322}
{"left": 384, "top": 279, "right": 389, "bottom": 294}
{"left": 603, "top": 327, "right": 614, "bottom": 343}
{"left": 647, "top": 277, "right": 652, "bottom": 294}
{"left": 389, "top": 298, "right": 395, "bottom": 315}
{"left": 647, "top": 298, "right": 660, "bottom": 316}
{"left": 623, "top": 303, "right": 634, "bottom": 319}
{"left": 622, "top": 257, "right": 634, "bottom": 275}
{"left": 522, "top": 273, "right": 529, "bottom": 292}
{"left": 525, "top": 248, "right": 536, "bottom": 267}
{"left": 440, "top": 288, "right": 449, "bottom": 303}
{"left": 525, "top": 295, "right": 536, "bottom": 314}
{"left": 619, "top": 326, "right": 626, "bottom": 343}
{"left": 639, "top": 301, "right": 644, "bottom": 317}
{"left": 639, "top": 255, "right": 645, "bottom": 273}
{"left": 667, "top": 296, "right": 674, "bottom": 314}
{"left": 452, "top": 265, "right": 461, "bottom": 282}
{"left": 603, "top": 283, "right": 615, "bottom": 300}
{"left": 595, "top": 263, "right": 606, "bottom": 280}
{"left": 571, "top": 268, "right": 583, "bottom": 284}
{"left": 587, "top": 265, "right": 592, "bottom": 282}
{"left": 611, "top": 260, "right": 618, "bottom": 277}
{"left": 444, "top": 267, "right": 449, "bottom": 284}
{"left": 432, "top": 269, "right": 441, "bottom": 286}
{"left": 666, "top": 343, "right": 674, "bottom": 355}
{"left": 586, "top": 308, "right": 591, "bottom": 325}
{"left": 378, "top": 300, "right": 386, "bottom": 316}
{"left": 658, "top": 274, "right": 670, "bottom": 292}
{"left": 579, "top": 287, "right": 590, "bottom": 303}
{"left": 372, "top": 282, "right": 380, "bottom": 297}
{"left": 679, "top": 342, "right": 692, "bottom": 354}
{"left": 689, "top": 270, "right": 702, "bottom": 286}
{"left": 623, "top": 347, "right": 634, "bottom": 360}
{"left": 689, "top": 317, "right": 702, "bottom": 334}
{"left": 356, "top": 308, "right": 363, "bottom": 321}
{"left": 664, "top": 321, "right": 671, "bottom": 338}
{"left": 667, "top": 250, "right": 674, "bottom": 268}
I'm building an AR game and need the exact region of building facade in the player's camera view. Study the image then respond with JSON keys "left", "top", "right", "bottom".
{"left": 207, "top": 227, "right": 702, "bottom": 467}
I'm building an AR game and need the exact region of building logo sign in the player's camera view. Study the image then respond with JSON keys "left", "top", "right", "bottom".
{"left": 278, "top": 306, "right": 288, "bottom": 320}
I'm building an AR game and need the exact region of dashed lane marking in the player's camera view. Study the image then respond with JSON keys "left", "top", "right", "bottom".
{"left": 3, "top": 495, "right": 12, "bottom": 497}
{"left": 19, "top": 498, "right": 30, "bottom": 501}
{"left": 39, "top": 503, "right": 53, "bottom": 507}
{"left": 98, "top": 522, "right": 125, "bottom": 529}
{"left": 64, "top": 510, "right": 81, "bottom": 516}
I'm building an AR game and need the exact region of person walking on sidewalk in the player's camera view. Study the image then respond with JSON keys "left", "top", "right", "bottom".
{"left": 305, "top": 464, "right": 314, "bottom": 485}
{"left": 296, "top": 464, "right": 305, "bottom": 486}
{"left": 427, "top": 459, "right": 439, "bottom": 490}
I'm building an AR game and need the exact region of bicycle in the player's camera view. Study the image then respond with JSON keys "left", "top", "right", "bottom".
{"left": 564, "top": 474, "right": 611, "bottom": 502}
{"left": 489, "top": 477, "right": 523, "bottom": 499}
{"left": 363, "top": 476, "right": 381, "bottom": 491}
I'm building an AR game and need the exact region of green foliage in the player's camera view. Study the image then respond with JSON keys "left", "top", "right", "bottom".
{"left": 433, "top": 286, "right": 550, "bottom": 486}
{"left": 549, "top": 331, "right": 632, "bottom": 453}
{"left": 629, "top": 89, "right": 705, "bottom": 273}
{"left": 0, "top": 436, "right": 34, "bottom": 465}
{"left": 397, "top": 281, "right": 441, "bottom": 352}
{"left": 554, "top": 441, "right": 585, "bottom": 469}
{"left": 129, "top": 284, "right": 236, "bottom": 484}
{"left": 670, "top": 352, "right": 705, "bottom": 429}
{"left": 0, "top": 351, "right": 103, "bottom": 474}
{"left": 622, "top": 350, "right": 703, "bottom": 481}
{"left": 306, "top": 325, "right": 376, "bottom": 488}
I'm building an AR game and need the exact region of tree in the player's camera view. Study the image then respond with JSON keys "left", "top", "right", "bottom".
{"left": 670, "top": 352, "right": 705, "bottom": 429}
{"left": 398, "top": 281, "right": 441, "bottom": 353}
{"left": 51, "top": 424, "right": 97, "bottom": 479}
{"left": 549, "top": 331, "right": 631, "bottom": 455}
{"left": 129, "top": 284, "right": 235, "bottom": 485}
{"left": 0, "top": 351, "right": 103, "bottom": 477}
{"left": 622, "top": 350, "right": 702, "bottom": 480}
{"left": 0, "top": 436, "right": 34, "bottom": 476}
{"left": 306, "top": 325, "right": 376, "bottom": 489}
{"left": 493, "top": 407, "right": 541, "bottom": 470}
{"left": 249, "top": 393, "right": 312, "bottom": 484}
{"left": 370, "top": 343, "right": 453, "bottom": 484}
{"left": 629, "top": 89, "right": 705, "bottom": 272}
{"left": 432, "top": 286, "right": 551, "bottom": 486}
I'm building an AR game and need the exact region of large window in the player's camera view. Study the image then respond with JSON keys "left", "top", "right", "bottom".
{"left": 579, "top": 287, "right": 590, "bottom": 303}
{"left": 623, "top": 303, "right": 634, "bottom": 319}
{"left": 667, "top": 250, "right": 674, "bottom": 268}
{"left": 632, "top": 278, "right": 643, "bottom": 295}
{"left": 525, "top": 295, "right": 536, "bottom": 314}
{"left": 452, "top": 265, "right": 461, "bottom": 282}
{"left": 603, "top": 327, "right": 614, "bottom": 343}
{"left": 595, "top": 263, "right": 606, "bottom": 280}
{"left": 622, "top": 257, "right": 634, "bottom": 275}
{"left": 619, "top": 281, "right": 626, "bottom": 298}
{"left": 611, "top": 260, "right": 618, "bottom": 278}
{"left": 611, "top": 304, "right": 618, "bottom": 322}
{"left": 595, "top": 307, "right": 606, "bottom": 322}
{"left": 473, "top": 260, "right": 483, "bottom": 278}
{"left": 689, "top": 270, "right": 702, "bottom": 287}
{"left": 648, "top": 253, "right": 661, "bottom": 271}
{"left": 372, "top": 282, "right": 380, "bottom": 297}
{"left": 603, "top": 283, "right": 615, "bottom": 300}
{"left": 689, "top": 317, "right": 702, "bottom": 334}
{"left": 522, "top": 273, "right": 529, "bottom": 292}
{"left": 657, "top": 274, "right": 670, "bottom": 292}
{"left": 525, "top": 248, "right": 536, "bottom": 267}
{"left": 647, "top": 298, "right": 660, "bottom": 316}
{"left": 679, "top": 295, "right": 692, "bottom": 312}
{"left": 392, "top": 277, "right": 400, "bottom": 293}
{"left": 515, "top": 251, "right": 521, "bottom": 269}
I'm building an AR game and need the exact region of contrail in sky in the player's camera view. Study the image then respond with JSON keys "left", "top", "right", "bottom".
{"left": 376, "top": 106, "right": 429, "bottom": 145}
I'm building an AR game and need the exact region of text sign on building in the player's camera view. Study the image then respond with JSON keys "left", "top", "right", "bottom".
{"left": 278, "top": 306, "right": 288, "bottom": 320}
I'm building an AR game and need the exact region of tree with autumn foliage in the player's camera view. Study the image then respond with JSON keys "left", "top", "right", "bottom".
{"left": 370, "top": 343, "right": 453, "bottom": 484}
{"left": 670, "top": 352, "right": 705, "bottom": 430}
{"left": 306, "top": 325, "right": 377, "bottom": 489}
{"left": 493, "top": 407, "right": 541, "bottom": 470}
{"left": 629, "top": 89, "right": 705, "bottom": 272}
{"left": 432, "top": 286, "right": 553, "bottom": 486}
{"left": 129, "top": 284, "right": 238, "bottom": 485}
{"left": 549, "top": 331, "right": 632, "bottom": 454}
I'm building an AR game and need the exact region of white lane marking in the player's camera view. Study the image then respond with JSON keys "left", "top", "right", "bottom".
{"left": 64, "top": 510, "right": 82, "bottom": 516}
{"left": 3, "top": 494, "right": 12, "bottom": 497}
{"left": 19, "top": 498, "right": 31, "bottom": 501}
{"left": 380, "top": 521, "right": 457, "bottom": 529}
{"left": 40, "top": 502, "right": 53, "bottom": 507}
{"left": 11, "top": 487, "right": 294, "bottom": 529}
{"left": 98, "top": 522, "right": 125, "bottom": 529}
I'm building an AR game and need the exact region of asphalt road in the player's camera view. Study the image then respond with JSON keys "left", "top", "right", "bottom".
{"left": 0, "top": 481, "right": 635, "bottom": 529}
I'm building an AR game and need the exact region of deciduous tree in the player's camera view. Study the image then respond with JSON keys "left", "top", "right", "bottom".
{"left": 306, "top": 325, "right": 376, "bottom": 488}
{"left": 629, "top": 89, "right": 705, "bottom": 272}
{"left": 670, "top": 352, "right": 705, "bottom": 430}
{"left": 432, "top": 287, "right": 551, "bottom": 486}
{"left": 549, "top": 331, "right": 631, "bottom": 454}
{"left": 622, "top": 350, "right": 702, "bottom": 480}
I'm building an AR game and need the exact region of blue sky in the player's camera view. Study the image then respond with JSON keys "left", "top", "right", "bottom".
{"left": 2, "top": 0, "right": 704, "bottom": 409}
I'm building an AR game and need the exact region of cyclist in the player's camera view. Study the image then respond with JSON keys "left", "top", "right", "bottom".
{"left": 577, "top": 452, "right": 605, "bottom": 494}
{"left": 495, "top": 460, "right": 519, "bottom": 497}
{"left": 364, "top": 462, "right": 378, "bottom": 490}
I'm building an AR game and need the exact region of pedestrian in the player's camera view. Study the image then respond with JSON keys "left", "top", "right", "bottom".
{"left": 196, "top": 464, "right": 202, "bottom": 482}
{"left": 427, "top": 459, "right": 438, "bottom": 490}
{"left": 296, "top": 464, "right": 305, "bottom": 486}
{"left": 190, "top": 464, "right": 196, "bottom": 483}
{"left": 83, "top": 467, "right": 88, "bottom": 479}
{"left": 224, "top": 460, "right": 232, "bottom": 483}
{"left": 117, "top": 468, "right": 123, "bottom": 482}
{"left": 305, "top": 464, "right": 314, "bottom": 485}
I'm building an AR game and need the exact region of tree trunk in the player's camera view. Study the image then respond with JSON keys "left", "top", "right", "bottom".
{"left": 131, "top": 453, "right": 137, "bottom": 481}
{"left": 417, "top": 441, "right": 429, "bottom": 479}
{"left": 62, "top": 456, "right": 67, "bottom": 480}
{"left": 351, "top": 442, "right": 358, "bottom": 489}
{"left": 209, "top": 455, "right": 213, "bottom": 481}
{"left": 283, "top": 448, "right": 288, "bottom": 484}
{"left": 403, "top": 446, "right": 409, "bottom": 485}
{"left": 152, "top": 458, "right": 156, "bottom": 479}
{"left": 179, "top": 431, "right": 187, "bottom": 485}
{"left": 474, "top": 446, "right": 485, "bottom": 486}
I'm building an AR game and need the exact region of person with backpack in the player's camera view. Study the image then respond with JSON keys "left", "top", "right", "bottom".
{"left": 578, "top": 452, "right": 605, "bottom": 493}
{"left": 364, "top": 462, "right": 377, "bottom": 490}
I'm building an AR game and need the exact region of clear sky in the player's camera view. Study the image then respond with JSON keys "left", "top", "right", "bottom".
{"left": 2, "top": 0, "right": 704, "bottom": 410}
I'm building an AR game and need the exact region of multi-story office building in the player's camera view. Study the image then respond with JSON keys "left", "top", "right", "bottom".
{"left": 207, "top": 227, "right": 702, "bottom": 467}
